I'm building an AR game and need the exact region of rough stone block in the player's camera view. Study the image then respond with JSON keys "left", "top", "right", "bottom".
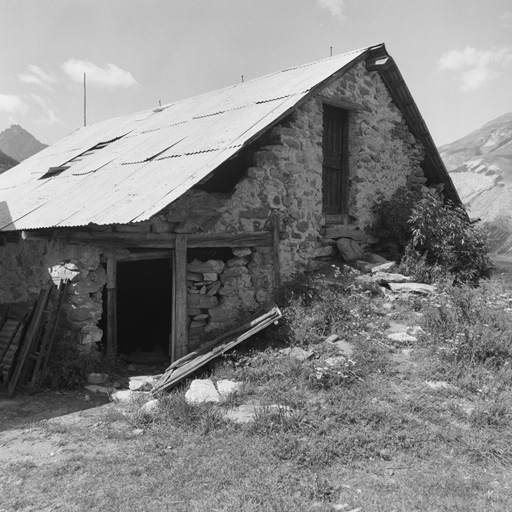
{"left": 209, "top": 307, "right": 238, "bottom": 323}
{"left": 185, "top": 379, "right": 221, "bottom": 404}
{"left": 226, "top": 257, "right": 249, "bottom": 268}
{"left": 202, "top": 272, "right": 218, "bottom": 281}
{"left": 232, "top": 247, "right": 252, "bottom": 258}
{"left": 336, "top": 238, "right": 364, "bottom": 262}
{"left": 188, "top": 259, "right": 225, "bottom": 274}
{"left": 187, "top": 294, "right": 218, "bottom": 309}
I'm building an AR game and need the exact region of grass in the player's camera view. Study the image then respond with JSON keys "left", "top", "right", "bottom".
{"left": 2, "top": 264, "right": 512, "bottom": 511}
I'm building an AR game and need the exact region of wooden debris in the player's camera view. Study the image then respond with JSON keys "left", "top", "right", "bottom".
{"left": 152, "top": 306, "right": 282, "bottom": 395}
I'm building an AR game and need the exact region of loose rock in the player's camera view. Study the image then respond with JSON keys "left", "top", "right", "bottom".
{"left": 185, "top": 379, "right": 221, "bottom": 404}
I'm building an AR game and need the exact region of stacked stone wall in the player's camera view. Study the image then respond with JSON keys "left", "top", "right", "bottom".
{"left": 0, "top": 239, "right": 104, "bottom": 355}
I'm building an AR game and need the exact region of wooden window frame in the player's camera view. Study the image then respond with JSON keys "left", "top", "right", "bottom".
{"left": 322, "top": 104, "right": 350, "bottom": 222}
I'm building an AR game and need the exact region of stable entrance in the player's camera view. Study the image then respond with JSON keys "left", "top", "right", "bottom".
{"left": 116, "top": 258, "right": 172, "bottom": 355}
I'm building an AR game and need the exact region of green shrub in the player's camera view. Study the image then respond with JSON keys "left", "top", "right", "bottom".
{"left": 371, "top": 186, "right": 494, "bottom": 284}
{"left": 406, "top": 190, "right": 494, "bottom": 284}
{"left": 369, "top": 187, "right": 419, "bottom": 260}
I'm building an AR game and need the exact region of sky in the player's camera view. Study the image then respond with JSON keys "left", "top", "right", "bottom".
{"left": 1, "top": 0, "right": 511, "bottom": 147}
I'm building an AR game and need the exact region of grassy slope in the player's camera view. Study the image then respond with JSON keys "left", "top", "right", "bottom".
{"left": 2, "top": 267, "right": 512, "bottom": 511}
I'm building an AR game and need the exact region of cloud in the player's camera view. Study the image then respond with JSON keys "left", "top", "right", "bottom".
{"left": 499, "top": 11, "right": 512, "bottom": 28}
{"left": 19, "top": 65, "right": 57, "bottom": 89}
{"left": 437, "top": 46, "right": 512, "bottom": 91}
{"left": 62, "top": 59, "right": 137, "bottom": 88}
{"left": 29, "top": 94, "right": 62, "bottom": 125}
{"left": 0, "top": 93, "right": 28, "bottom": 114}
{"left": 316, "top": 0, "right": 346, "bottom": 22}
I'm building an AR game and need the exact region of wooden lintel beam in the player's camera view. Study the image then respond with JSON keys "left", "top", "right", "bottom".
{"left": 29, "top": 230, "right": 273, "bottom": 249}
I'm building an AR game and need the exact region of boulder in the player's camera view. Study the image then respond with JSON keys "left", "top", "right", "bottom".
{"left": 336, "top": 238, "right": 364, "bottom": 262}
{"left": 139, "top": 399, "right": 160, "bottom": 418}
{"left": 216, "top": 379, "right": 242, "bottom": 398}
{"left": 185, "top": 379, "right": 221, "bottom": 404}
{"left": 129, "top": 376, "right": 155, "bottom": 391}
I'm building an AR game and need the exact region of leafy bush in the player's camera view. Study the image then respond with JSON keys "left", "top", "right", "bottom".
{"left": 369, "top": 187, "right": 419, "bottom": 260}
{"left": 405, "top": 190, "right": 494, "bottom": 284}
{"left": 372, "top": 186, "right": 494, "bottom": 284}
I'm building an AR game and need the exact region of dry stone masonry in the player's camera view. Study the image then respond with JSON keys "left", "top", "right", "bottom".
{"left": 0, "top": 59, "right": 434, "bottom": 363}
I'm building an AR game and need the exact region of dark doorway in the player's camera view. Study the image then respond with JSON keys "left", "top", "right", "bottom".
{"left": 115, "top": 259, "right": 172, "bottom": 355}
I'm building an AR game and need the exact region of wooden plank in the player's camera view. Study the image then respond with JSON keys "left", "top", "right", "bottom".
{"left": 170, "top": 255, "right": 176, "bottom": 359}
{"left": 0, "top": 318, "right": 20, "bottom": 364}
{"left": 28, "top": 281, "right": 70, "bottom": 393}
{"left": 1, "top": 319, "right": 26, "bottom": 383}
{"left": 117, "top": 250, "right": 174, "bottom": 262}
{"left": 31, "top": 230, "right": 273, "bottom": 249}
{"left": 152, "top": 306, "right": 282, "bottom": 395}
{"left": 106, "top": 257, "right": 117, "bottom": 356}
{"left": 272, "top": 211, "right": 282, "bottom": 292}
{"left": 8, "top": 285, "right": 52, "bottom": 397}
{"left": 173, "top": 234, "right": 188, "bottom": 361}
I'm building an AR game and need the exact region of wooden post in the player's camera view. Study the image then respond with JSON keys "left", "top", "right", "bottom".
{"left": 106, "top": 256, "right": 117, "bottom": 356}
{"left": 272, "top": 212, "right": 282, "bottom": 293}
{"left": 172, "top": 235, "right": 188, "bottom": 361}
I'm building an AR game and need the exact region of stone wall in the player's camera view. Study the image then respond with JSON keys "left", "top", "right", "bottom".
{"left": 0, "top": 238, "right": 104, "bottom": 355}
{"left": 0, "top": 59, "right": 430, "bottom": 359}
{"left": 153, "top": 60, "right": 427, "bottom": 277}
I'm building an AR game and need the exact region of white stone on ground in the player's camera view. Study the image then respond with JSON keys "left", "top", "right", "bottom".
{"left": 389, "top": 282, "right": 436, "bottom": 294}
{"left": 139, "top": 399, "right": 160, "bottom": 418}
{"left": 387, "top": 332, "right": 417, "bottom": 343}
{"left": 129, "top": 375, "right": 155, "bottom": 391}
{"left": 185, "top": 379, "right": 221, "bottom": 404}
{"left": 216, "top": 379, "right": 242, "bottom": 398}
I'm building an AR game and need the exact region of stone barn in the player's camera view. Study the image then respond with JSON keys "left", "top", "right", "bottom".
{"left": 0, "top": 43, "right": 458, "bottom": 369}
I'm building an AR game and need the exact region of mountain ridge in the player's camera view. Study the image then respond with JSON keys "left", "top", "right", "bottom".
{"left": 0, "top": 125, "right": 47, "bottom": 162}
{"left": 439, "top": 112, "right": 512, "bottom": 254}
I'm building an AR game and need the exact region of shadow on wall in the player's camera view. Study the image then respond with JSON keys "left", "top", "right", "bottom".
{"left": 0, "top": 201, "right": 13, "bottom": 232}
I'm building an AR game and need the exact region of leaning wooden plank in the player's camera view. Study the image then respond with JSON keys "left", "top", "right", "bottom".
{"left": 29, "top": 281, "right": 69, "bottom": 393}
{"left": 7, "top": 285, "right": 52, "bottom": 397}
{"left": 0, "top": 318, "right": 20, "bottom": 364}
{"left": 1, "top": 319, "right": 26, "bottom": 383}
{"left": 151, "top": 306, "right": 282, "bottom": 395}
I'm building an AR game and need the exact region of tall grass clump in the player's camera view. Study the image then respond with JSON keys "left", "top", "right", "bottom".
{"left": 423, "top": 285, "right": 512, "bottom": 393}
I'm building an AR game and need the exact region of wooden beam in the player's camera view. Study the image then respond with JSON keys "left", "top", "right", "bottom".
{"left": 106, "top": 256, "right": 117, "bottom": 356}
{"left": 319, "top": 95, "right": 371, "bottom": 113}
{"left": 271, "top": 212, "right": 282, "bottom": 293}
{"left": 28, "top": 230, "right": 273, "bottom": 249}
{"left": 173, "top": 235, "right": 188, "bottom": 362}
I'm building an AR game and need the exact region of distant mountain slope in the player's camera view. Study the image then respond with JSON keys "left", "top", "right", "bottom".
{"left": 0, "top": 125, "right": 47, "bottom": 161}
{"left": 439, "top": 112, "right": 512, "bottom": 254}
{"left": 0, "top": 149, "right": 19, "bottom": 174}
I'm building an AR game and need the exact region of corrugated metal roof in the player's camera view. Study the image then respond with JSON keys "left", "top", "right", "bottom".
{"left": 0, "top": 44, "right": 380, "bottom": 231}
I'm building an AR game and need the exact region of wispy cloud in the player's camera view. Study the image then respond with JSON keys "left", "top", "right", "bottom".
{"left": 19, "top": 65, "right": 57, "bottom": 89}
{"left": 316, "top": 0, "right": 346, "bottom": 23}
{"left": 437, "top": 46, "right": 512, "bottom": 91}
{"left": 499, "top": 11, "right": 512, "bottom": 28}
{"left": 29, "top": 94, "right": 62, "bottom": 125}
{"left": 0, "top": 93, "right": 28, "bottom": 114}
{"left": 62, "top": 59, "right": 137, "bottom": 88}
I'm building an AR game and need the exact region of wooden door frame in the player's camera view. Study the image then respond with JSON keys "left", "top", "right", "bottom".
{"left": 105, "top": 246, "right": 187, "bottom": 361}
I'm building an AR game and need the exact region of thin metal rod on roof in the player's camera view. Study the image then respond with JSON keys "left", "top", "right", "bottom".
{"left": 84, "top": 73, "right": 87, "bottom": 127}
{"left": 330, "top": 46, "right": 333, "bottom": 57}
{"left": 159, "top": 100, "right": 162, "bottom": 106}
{"left": 241, "top": 75, "right": 244, "bottom": 83}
